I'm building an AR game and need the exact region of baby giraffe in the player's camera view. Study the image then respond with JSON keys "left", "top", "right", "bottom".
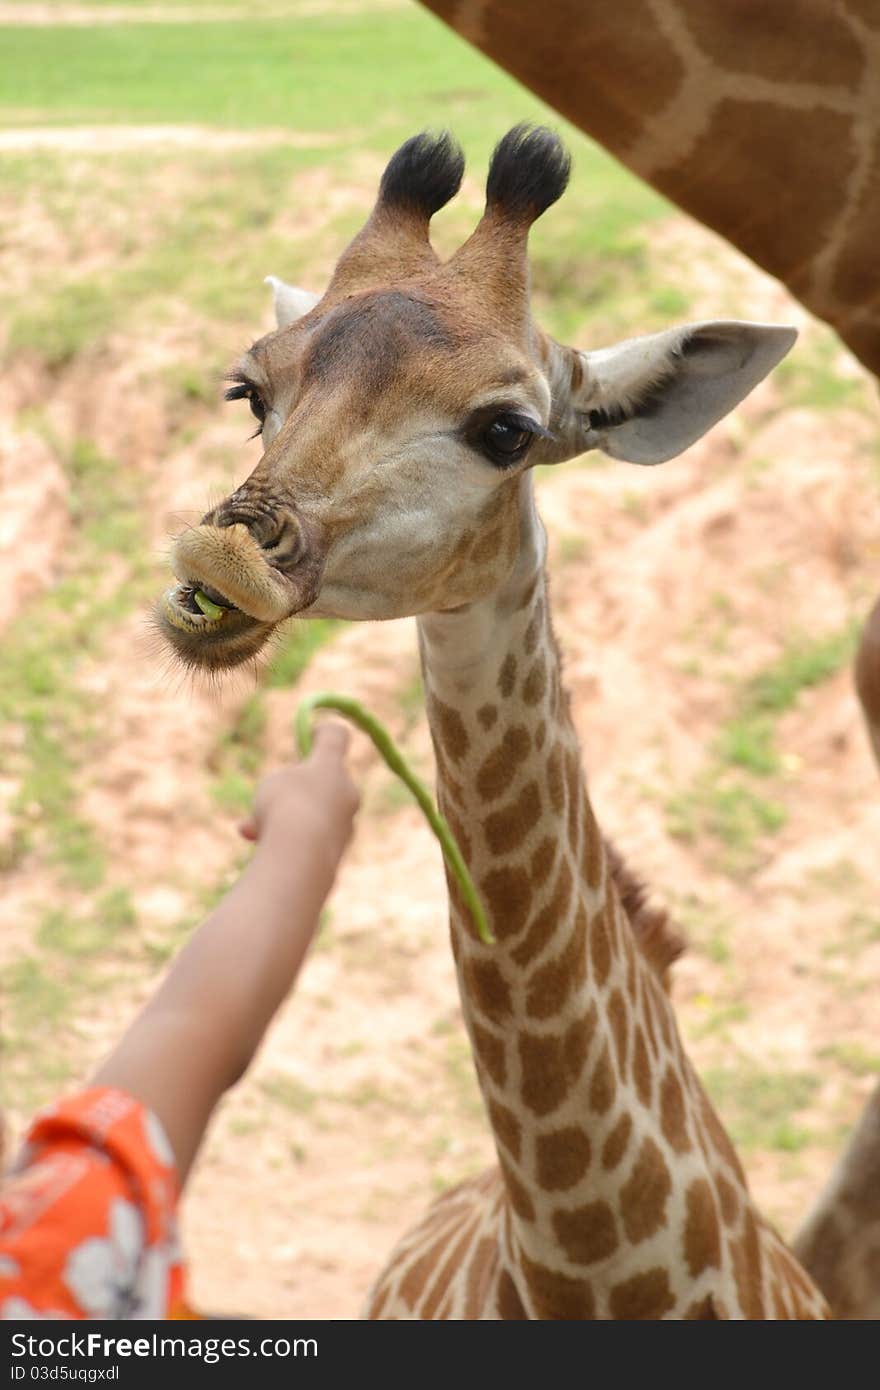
{"left": 158, "top": 128, "right": 829, "bottom": 1318}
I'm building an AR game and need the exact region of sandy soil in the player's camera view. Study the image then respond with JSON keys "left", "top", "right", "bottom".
{"left": 1, "top": 153, "right": 878, "bottom": 1318}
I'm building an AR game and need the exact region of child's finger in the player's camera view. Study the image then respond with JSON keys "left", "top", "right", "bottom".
{"left": 310, "top": 718, "right": 351, "bottom": 762}
{"left": 238, "top": 818, "right": 258, "bottom": 841}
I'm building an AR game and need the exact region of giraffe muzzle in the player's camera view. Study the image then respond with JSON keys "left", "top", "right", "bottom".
{"left": 156, "top": 514, "right": 327, "bottom": 673}
{"left": 167, "top": 522, "right": 301, "bottom": 624}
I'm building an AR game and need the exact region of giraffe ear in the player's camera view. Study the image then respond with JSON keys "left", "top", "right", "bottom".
{"left": 573, "top": 321, "right": 797, "bottom": 466}
{"left": 265, "top": 276, "right": 320, "bottom": 328}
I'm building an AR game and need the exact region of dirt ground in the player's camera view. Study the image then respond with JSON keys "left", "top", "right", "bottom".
{"left": 1, "top": 130, "right": 879, "bottom": 1319}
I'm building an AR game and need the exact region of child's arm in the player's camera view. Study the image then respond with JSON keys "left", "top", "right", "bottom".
{"left": 91, "top": 721, "right": 359, "bottom": 1184}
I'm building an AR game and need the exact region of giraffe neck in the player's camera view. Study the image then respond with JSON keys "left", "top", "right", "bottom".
{"left": 417, "top": 475, "right": 740, "bottom": 1317}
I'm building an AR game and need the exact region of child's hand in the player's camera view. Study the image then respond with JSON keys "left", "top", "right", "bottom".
{"left": 238, "top": 721, "right": 360, "bottom": 871}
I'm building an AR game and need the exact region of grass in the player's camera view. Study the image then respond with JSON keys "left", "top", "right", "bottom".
{"left": 674, "top": 894, "right": 736, "bottom": 967}
{"left": 259, "top": 1073, "right": 319, "bottom": 1115}
{"left": 704, "top": 1062, "right": 820, "bottom": 1154}
{"left": 776, "top": 332, "right": 872, "bottom": 412}
{"left": 0, "top": 2, "right": 673, "bottom": 371}
{"left": 0, "top": 430, "right": 154, "bottom": 887}
{"left": 667, "top": 623, "right": 858, "bottom": 872}
{"left": 265, "top": 619, "right": 346, "bottom": 688}
{"left": 666, "top": 775, "right": 787, "bottom": 874}
{"left": 819, "top": 1041, "right": 880, "bottom": 1078}
{"left": 744, "top": 626, "right": 859, "bottom": 716}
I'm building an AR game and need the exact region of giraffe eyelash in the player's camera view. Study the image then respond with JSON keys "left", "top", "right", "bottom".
{"left": 224, "top": 373, "right": 266, "bottom": 437}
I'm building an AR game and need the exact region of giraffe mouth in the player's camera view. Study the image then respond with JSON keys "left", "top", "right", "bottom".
{"left": 172, "top": 581, "right": 239, "bottom": 623}
{"left": 156, "top": 518, "right": 325, "bottom": 672}
{"left": 157, "top": 582, "right": 277, "bottom": 671}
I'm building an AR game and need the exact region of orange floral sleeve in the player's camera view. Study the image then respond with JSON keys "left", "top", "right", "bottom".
{"left": 0, "top": 1087, "right": 191, "bottom": 1320}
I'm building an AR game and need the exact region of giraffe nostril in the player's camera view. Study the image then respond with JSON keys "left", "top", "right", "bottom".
{"left": 261, "top": 513, "right": 304, "bottom": 566}
{"left": 203, "top": 501, "right": 305, "bottom": 567}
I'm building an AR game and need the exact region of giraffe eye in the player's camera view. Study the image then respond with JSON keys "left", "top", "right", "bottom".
{"left": 246, "top": 391, "right": 266, "bottom": 426}
{"left": 224, "top": 375, "right": 267, "bottom": 436}
{"left": 481, "top": 414, "right": 535, "bottom": 466}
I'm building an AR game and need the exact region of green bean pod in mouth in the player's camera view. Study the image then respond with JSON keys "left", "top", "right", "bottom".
{"left": 295, "top": 691, "right": 494, "bottom": 946}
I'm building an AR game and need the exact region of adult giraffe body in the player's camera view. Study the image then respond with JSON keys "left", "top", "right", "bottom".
{"left": 419, "top": 0, "right": 880, "bottom": 379}
{"left": 156, "top": 129, "right": 829, "bottom": 1317}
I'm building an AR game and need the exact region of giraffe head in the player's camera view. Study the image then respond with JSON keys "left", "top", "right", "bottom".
{"left": 158, "top": 126, "right": 795, "bottom": 672}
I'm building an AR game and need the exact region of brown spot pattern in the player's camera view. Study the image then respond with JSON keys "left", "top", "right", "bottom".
{"left": 522, "top": 654, "right": 548, "bottom": 706}
{"left": 619, "top": 1138, "right": 671, "bottom": 1244}
{"left": 607, "top": 989, "right": 629, "bottom": 1080}
{"left": 477, "top": 0, "right": 682, "bottom": 153}
{"left": 463, "top": 1237, "right": 496, "bottom": 1318}
{"left": 608, "top": 1267, "right": 675, "bottom": 1320}
{"left": 420, "top": 1225, "right": 476, "bottom": 1319}
{"left": 520, "top": 1250, "right": 596, "bottom": 1319}
{"left": 659, "top": 1067, "right": 691, "bottom": 1155}
{"left": 545, "top": 740, "right": 565, "bottom": 817}
{"left": 488, "top": 1098, "right": 522, "bottom": 1160}
{"left": 589, "top": 909, "right": 612, "bottom": 985}
{"left": 480, "top": 862, "right": 534, "bottom": 940}
{"left": 552, "top": 1201, "right": 618, "bottom": 1265}
{"left": 529, "top": 835, "right": 556, "bottom": 887}
{"left": 641, "top": 979, "right": 659, "bottom": 1055}
{"left": 683, "top": 1296, "right": 719, "bottom": 1320}
{"left": 429, "top": 695, "right": 470, "bottom": 763}
{"left": 565, "top": 745, "right": 582, "bottom": 854}
{"left": 523, "top": 601, "right": 544, "bottom": 655}
{"left": 475, "top": 724, "right": 531, "bottom": 802}
{"left": 601, "top": 1113, "right": 632, "bottom": 1170}
{"left": 563, "top": 1006, "right": 597, "bottom": 1077}
{"left": 496, "top": 1268, "right": 528, "bottom": 1320}
{"left": 716, "top": 1172, "right": 740, "bottom": 1226}
{"left": 659, "top": 102, "right": 853, "bottom": 287}
{"left": 632, "top": 1026, "right": 652, "bottom": 1108}
{"left": 472, "top": 1021, "right": 506, "bottom": 1087}
{"left": 477, "top": 703, "right": 498, "bottom": 731}
{"left": 500, "top": 1155, "right": 536, "bottom": 1222}
{"left": 525, "top": 931, "right": 586, "bottom": 1020}
{"left": 683, "top": 1179, "right": 722, "bottom": 1277}
{"left": 511, "top": 857, "right": 573, "bottom": 967}
{"left": 701, "top": 1089, "right": 746, "bottom": 1182}
{"left": 519, "top": 1031, "right": 568, "bottom": 1117}
{"left": 465, "top": 958, "right": 512, "bottom": 1023}
{"left": 498, "top": 653, "right": 517, "bottom": 697}
{"left": 731, "top": 1210, "right": 766, "bottom": 1320}
{"left": 589, "top": 1041, "right": 616, "bottom": 1115}
{"left": 687, "top": 5, "right": 863, "bottom": 84}
{"left": 443, "top": 806, "right": 472, "bottom": 861}
{"left": 535, "top": 1125, "right": 592, "bottom": 1192}
{"left": 399, "top": 1227, "right": 460, "bottom": 1310}
{"left": 581, "top": 802, "right": 603, "bottom": 889}
{"left": 483, "top": 779, "right": 541, "bottom": 856}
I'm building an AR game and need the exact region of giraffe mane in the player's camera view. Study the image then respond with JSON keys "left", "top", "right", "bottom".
{"left": 605, "top": 839, "right": 685, "bottom": 990}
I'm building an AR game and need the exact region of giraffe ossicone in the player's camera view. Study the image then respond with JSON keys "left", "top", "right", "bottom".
{"left": 157, "top": 128, "right": 834, "bottom": 1318}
